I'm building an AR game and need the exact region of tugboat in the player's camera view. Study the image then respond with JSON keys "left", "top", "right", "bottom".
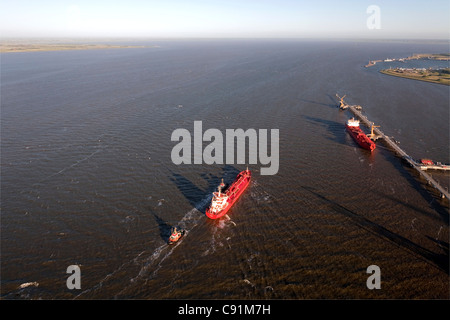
{"left": 345, "top": 118, "right": 376, "bottom": 152}
{"left": 206, "top": 168, "right": 251, "bottom": 219}
{"left": 168, "top": 227, "right": 185, "bottom": 245}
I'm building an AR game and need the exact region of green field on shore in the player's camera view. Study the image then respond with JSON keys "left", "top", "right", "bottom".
{"left": 406, "top": 53, "right": 450, "bottom": 61}
{"left": 380, "top": 68, "right": 450, "bottom": 86}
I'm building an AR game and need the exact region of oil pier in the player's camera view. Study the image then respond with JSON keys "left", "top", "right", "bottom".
{"left": 337, "top": 95, "right": 449, "bottom": 200}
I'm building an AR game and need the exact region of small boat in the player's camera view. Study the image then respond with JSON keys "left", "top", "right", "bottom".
{"left": 419, "top": 158, "right": 434, "bottom": 166}
{"left": 168, "top": 227, "right": 185, "bottom": 245}
{"left": 206, "top": 169, "right": 251, "bottom": 219}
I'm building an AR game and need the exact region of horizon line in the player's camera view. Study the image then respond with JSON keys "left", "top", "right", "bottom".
{"left": 1, "top": 36, "right": 449, "bottom": 42}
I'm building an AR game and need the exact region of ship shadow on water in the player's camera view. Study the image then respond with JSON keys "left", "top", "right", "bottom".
{"left": 303, "top": 115, "right": 348, "bottom": 146}
{"left": 169, "top": 165, "right": 241, "bottom": 212}
{"left": 299, "top": 94, "right": 339, "bottom": 110}
{"left": 149, "top": 166, "right": 241, "bottom": 242}
{"left": 151, "top": 212, "right": 173, "bottom": 243}
{"left": 301, "top": 185, "right": 449, "bottom": 274}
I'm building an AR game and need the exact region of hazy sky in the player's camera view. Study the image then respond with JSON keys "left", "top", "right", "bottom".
{"left": 1, "top": 0, "right": 449, "bottom": 39}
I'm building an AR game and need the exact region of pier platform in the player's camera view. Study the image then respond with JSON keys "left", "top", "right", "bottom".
{"left": 344, "top": 103, "right": 449, "bottom": 200}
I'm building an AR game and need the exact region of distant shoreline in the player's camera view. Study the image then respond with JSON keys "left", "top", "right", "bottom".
{"left": 0, "top": 43, "right": 156, "bottom": 53}
{"left": 406, "top": 53, "right": 450, "bottom": 61}
{"left": 365, "top": 53, "right": 450, "bottom": 67}
{"left": 380, "top": 68, "right": 450, "bottom": 86}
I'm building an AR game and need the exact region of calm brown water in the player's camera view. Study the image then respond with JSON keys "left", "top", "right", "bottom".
{"left": 1, "top": 39, "right": 449, "bottom": 299}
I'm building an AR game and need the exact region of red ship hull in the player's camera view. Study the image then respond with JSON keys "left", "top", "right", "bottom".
{"left": 206, "top": 170, "right": 251, "bottom": 219}
{"left": 346, "top": 124, "right": 376, "bottom": 152}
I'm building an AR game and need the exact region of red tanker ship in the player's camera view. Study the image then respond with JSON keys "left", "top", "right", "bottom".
{"left": 206, "top": 169, "right": 251, "bottom": 219}
{"left": 345, "top": 118, "right": 376, "bottom": 152}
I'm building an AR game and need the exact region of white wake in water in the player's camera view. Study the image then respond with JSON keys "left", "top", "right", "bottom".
{"left": 76, "top": 194, "right": 212, "bottom": 298}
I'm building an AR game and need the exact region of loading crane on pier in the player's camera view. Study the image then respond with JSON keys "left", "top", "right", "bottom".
{"left": 335, "top": 94, "right": 347, "bottom": 109}
{"left": 336, "top": 93, "right": 363, "bottom": 110}
{"left": 368, "top": 124, "right": 381, "bottom": 141}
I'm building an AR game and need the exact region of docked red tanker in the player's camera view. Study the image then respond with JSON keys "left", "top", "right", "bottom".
{"left": 206, "top": 169, "right": 251, "bottom": 219}
{"left": 345, "top": 118, "right": 376, "bottom": 152}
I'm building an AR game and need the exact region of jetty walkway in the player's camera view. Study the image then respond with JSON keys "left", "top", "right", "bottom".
{"left": 344, "top": 103, "right": 449, "bottom": 200}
